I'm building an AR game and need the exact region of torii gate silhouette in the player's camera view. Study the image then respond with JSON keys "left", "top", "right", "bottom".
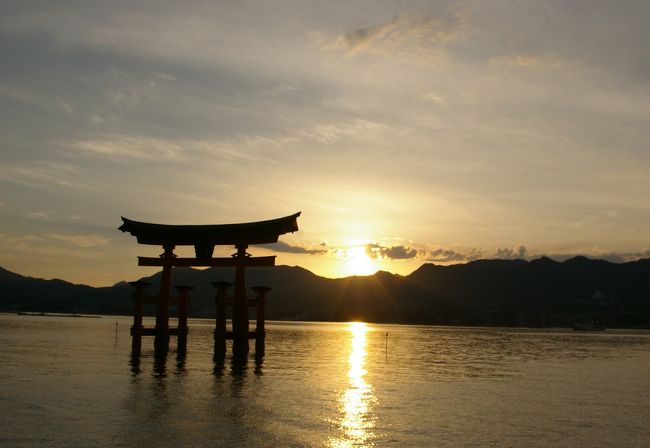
{"left": 119, "top": 212, "right": 301, "bottom": 357}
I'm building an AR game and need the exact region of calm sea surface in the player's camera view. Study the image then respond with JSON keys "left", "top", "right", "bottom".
{"left": 1, "top": 314, "right": 649, "bottom": 447}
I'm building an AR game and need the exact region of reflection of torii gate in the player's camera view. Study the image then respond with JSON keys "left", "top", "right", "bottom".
{"left": 119, "top": 212, "right": 301, "bottom": 357}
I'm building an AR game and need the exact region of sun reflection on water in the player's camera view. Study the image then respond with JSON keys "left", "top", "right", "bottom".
{"left": 330, "top": 322, "right": 376, "bottom": 447}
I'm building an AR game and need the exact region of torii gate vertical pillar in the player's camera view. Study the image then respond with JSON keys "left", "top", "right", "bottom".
{"left": 232, "top": 244, "right": 250, "bottom": 356}
{"left": 155, "top": 244, "right": 174, "bottom": 355}
{"left": 253, "top": 285, "right": 271, "bottom": 357}
{"left": 175, "top": 285, "right": 192, "bottom": 355}
{"left": 212, "top": 281, "right": 232, "bottom": 358}
{"left": 130, "top": 280, "right": 150, "bottom": 355}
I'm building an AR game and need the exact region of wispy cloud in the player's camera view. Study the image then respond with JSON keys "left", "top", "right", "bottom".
{"left": 28, "top": 211, "right": 50, "bottom": 221}
{"left": 49, "top": 233, "right": 110, "bottom": 248}
{"left": 72, "top": 136, "right": 187, "bottom": 161}
{"left": 0, "top": 235, "right": 107, "bottom": 259}
{"left": 69, "top": 121, "right": 387, "bottom": 164}
{"left": 422, "top": 93, "right": 448, "bottom": 105}
{"left": 199, "top": 118, "right": 390, "bottom": 162}
{"left": 0, "top": 161, "right": 85, "bottom": 189}
{"left": 262, "top": 240, "right": 327, "bottom": 255}
{"left": 488, "top": 54, "right": 572, "bottom": 70}
{"left": 319, "top": 6, "right": 467, "bottom": 63}
{"left": 0, "top": 85, "right": 75, "bottom": 115}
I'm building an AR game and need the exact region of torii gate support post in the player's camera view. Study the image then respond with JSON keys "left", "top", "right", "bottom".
{"left": 232, "top": 244, "right": 250, "bottom": 357}
{"left": 212, "top": 281, "right": 232, "bottom": 358}
{"left": 129, "top": 280, "right": 150, "bottom": 355}
{"left": 155, "top": 244, "right": 174, "bottom": 355}
{"left": 252, "top": 286, "right": 271, "bottom": 357}
{"left": 175, "top": 285, "right": 192, "bottom": 355}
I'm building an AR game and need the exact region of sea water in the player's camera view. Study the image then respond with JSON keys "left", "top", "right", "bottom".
{"left": 1, "top": 314, "right": 649, "bottom": 447}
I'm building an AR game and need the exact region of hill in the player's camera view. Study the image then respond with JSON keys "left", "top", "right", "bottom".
{"left": 1, "top": 258, "right": 649, "bottom": 327}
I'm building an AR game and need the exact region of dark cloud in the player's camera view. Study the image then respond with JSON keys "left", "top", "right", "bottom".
{"left": 495, "top": 245, "right": 528, "bottom": 260}
{"left": 597, "top": 250, "right": 650, "bottom": 263}
{"left": 427, "top": 248, "right": 468, "bottom": 263}
{"left": 489, "top": 247, "right": 650, "bottom": 264}
{"left": 540, "top": 250, "right": 650, "bottom": 264}
{"left": 262, "top": 241, "right": 327, "bottom": 255}
{"left": 426, "top": 247, "right": 483, "bottom": 263}
{"left": 366, "top": 243, "right": 418, "bottom": 260}
{"left": 342, "top": 15, "right": 398, "bottom": 52}
{"left": 344, "top": 26, "right": 372, "bottom": 49}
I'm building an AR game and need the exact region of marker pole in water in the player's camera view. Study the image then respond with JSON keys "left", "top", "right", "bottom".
{"left": 385, "top": 332, "right": 388, "bottom": 361}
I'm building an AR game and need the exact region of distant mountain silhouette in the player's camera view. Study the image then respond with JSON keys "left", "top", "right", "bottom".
{"left": 1, "top": 257, "right": 649, "bottom": 327}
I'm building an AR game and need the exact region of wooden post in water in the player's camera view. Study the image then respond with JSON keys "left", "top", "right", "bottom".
{"left": 155, "top": 244, "right": 175, "bottom": 355}
{"left": 232, "top": 244, "right": 250, "bottom": 357}
{"left": 252, "top": 285, "right": 271, "bottom": 357}
{"left": 212, "top": 281, "right": 233, "bottom": 358}
{"left": 129, "top": 280, "right": 150, "bottom": 355}
{"left": 175, "top": 285, "right": 192, "bottom": 354}
{"left": 252, "top": 286, "right": 270, "bottom": 337}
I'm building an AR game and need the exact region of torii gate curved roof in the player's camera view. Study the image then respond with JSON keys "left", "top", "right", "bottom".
{"left": 119, "top": 212, "right": 300, "bottom": 247}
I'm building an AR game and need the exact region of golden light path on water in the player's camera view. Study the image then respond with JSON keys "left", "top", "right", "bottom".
{"left": 330, "top": 322, "right": 376, "bottom": 447}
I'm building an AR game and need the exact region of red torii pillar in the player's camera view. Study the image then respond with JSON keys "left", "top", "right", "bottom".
{"left": 232, "top": 244, "right": 250, "bottom": 356}
{"left": 129, "top": 280, "right": 150, "bottom": 355}
{"left": 155, "top": 244, "right": 174, "bottom": 355}
{"left": 212, "top": 281, "right": 232, "bottom": 358}
{"left": 175, "top": 285, "right": 192, "bottom": 354}
{"left": 252, "top": 285, "right": 271, "bottom": 357}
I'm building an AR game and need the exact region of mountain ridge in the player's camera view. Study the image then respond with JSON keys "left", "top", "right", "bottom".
{"left": 1, "top": 257, "right": 649, "bottom": 327}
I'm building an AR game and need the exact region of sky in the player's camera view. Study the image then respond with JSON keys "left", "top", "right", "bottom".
{"left": 1, "top": 0, "right": 650, "bottom": 286}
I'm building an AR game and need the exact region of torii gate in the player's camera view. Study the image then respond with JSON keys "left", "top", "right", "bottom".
{"left": 119, "top": 212, "right": 301, "bottom": 357}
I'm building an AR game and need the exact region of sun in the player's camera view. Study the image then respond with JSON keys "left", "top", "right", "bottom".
{"left": 341, "top": 246, "right": 376, "bottom": 276}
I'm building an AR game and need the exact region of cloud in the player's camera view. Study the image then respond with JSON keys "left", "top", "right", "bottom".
{"left": 422, "top": 93, "right": 447, "bottom": 105}
{"left": 0, "top": 85, "right": 75, "bottom": 115}
{"left": 72, "top": 136, "right": 186, "bottom": 161}
{"left": 425, "top": 247, "right": 484, "bottom": 263}
{"left": 488, "top": 54, "right": 572, "bottom": 70}
{"left": 366, "top": 243, "right": 418, "bottom": 260}
{"left": 427, "top": 248, "right": 469, "bottom": 262}
{"left": 495, "top": 245, "right": 528, "bottom": 259}
{"left": 539, "top": 249, "right": 650, "bottom": 264}
{"left": 49, "top": 234, "right": 111, "bottom": 248}
{"left": 201, "top": 119, "right": 389, "bottom": 161}
{"left": 0, "top": 234, "right": 107, "bottom": 260}
{"left": 423, "top": 246, "right": 650, "bottom": 265}
{"left": 28, "top": 211, "right": 50, "bottom": 221}
{"left": 0, "top": 161, "right": 86, "bottom": 190}
{"left": 322, "top": 7, "right": 466, "bottom": 63}
{"left": 69, "top": 120, "right": 387, "bottom": 166}
{"left": 595, "top": 250, "right": 650, "bottom": 263}
{"left": 262, "top": 240, "right": 327, "bottom": 255}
